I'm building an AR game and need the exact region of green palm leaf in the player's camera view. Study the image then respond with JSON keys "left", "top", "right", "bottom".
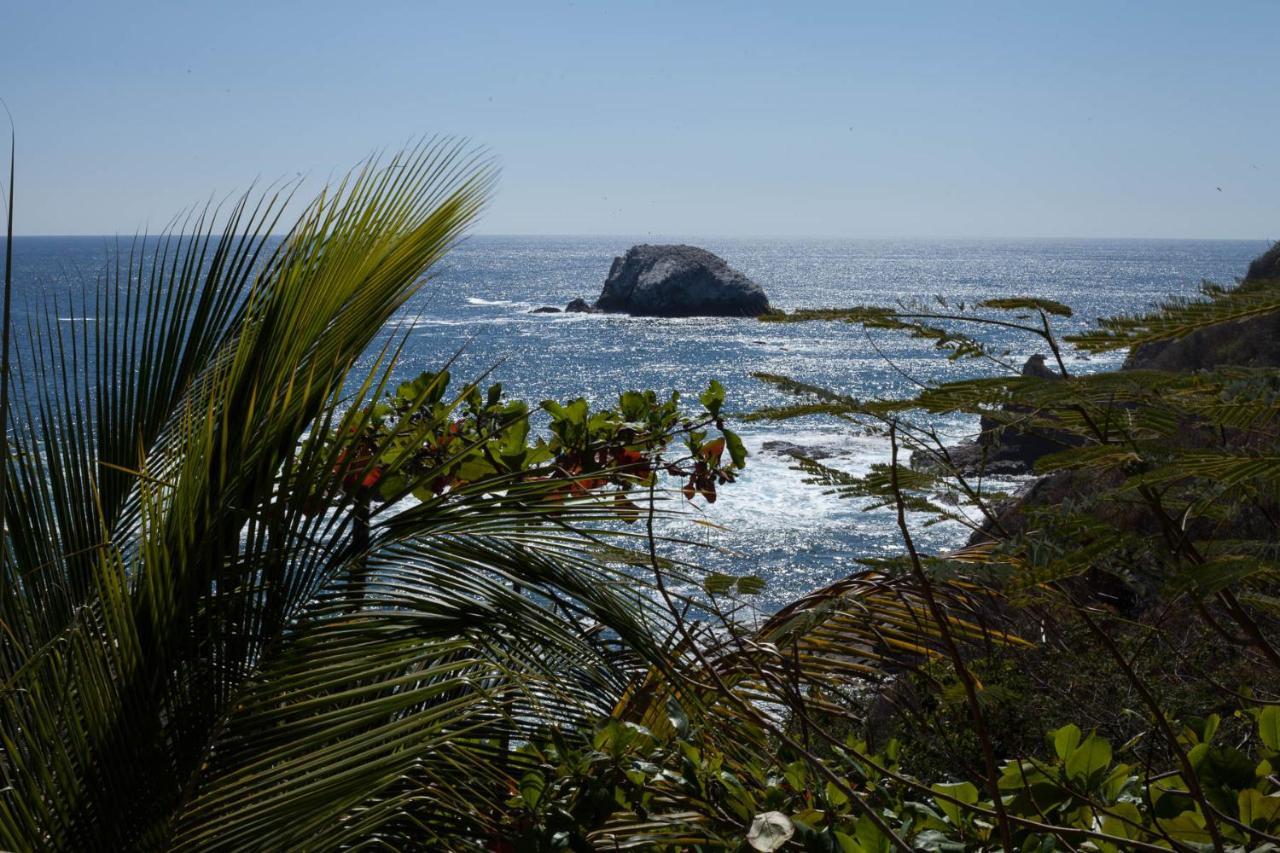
{"left": 0, "top": 141, "right": 689, "bottom": 851}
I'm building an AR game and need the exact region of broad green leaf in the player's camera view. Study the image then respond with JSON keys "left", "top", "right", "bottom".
{"left": 1101, "top": 763, "right": 1133, "bottom": 800}
{"left": 1052, "top": 724, "right": 1082, "bottom": 762}
{"left": 834, "top": 830, "right": 860, "bottom": 853}
{"left": 723, "top": 427, "right": 748, "bottom": 468}
{"left": 932, "top": 781, "right": 979, "bottom": 826}
{"left": 1099, "top": 801, "right": 1143, "bottom": 840}
{"left": 1202, "top": 713, "right": 1220, "bottom": 745}
{"left": 854, "top": 814, "right": 890, "bottom": 853}
{"left": 1260, "top": 706, "right": 1280, "bottom": 751}
{"left": 1066, "top": 735, "right": 1112, "bottom": 787}
{"left": 1157, "top": 810, "right": 1211, "bottom": 844}
{"left": 700, "top": 379, "right": 726, "bottom": 418}
{"left": 1238, "top": 788, "right": 1280, "bottom": 831}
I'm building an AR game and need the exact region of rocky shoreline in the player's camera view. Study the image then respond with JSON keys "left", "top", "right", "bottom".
{"left": 954, "top": 240, "right": 1280, "bottom": 552}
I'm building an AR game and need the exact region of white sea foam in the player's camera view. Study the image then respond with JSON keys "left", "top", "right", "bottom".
{"left": 663, "top": 428, "right": 884, "bottom": 539}
{"left": 400, "top": 318, "right": 474, "bottom": 328}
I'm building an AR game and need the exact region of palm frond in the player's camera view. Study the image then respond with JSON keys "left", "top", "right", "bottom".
{"left": 0, "top": 141, "right": 538, "bottom": 850}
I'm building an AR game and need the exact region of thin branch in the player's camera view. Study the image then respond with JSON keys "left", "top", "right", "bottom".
{"left": 887, "top": 422, "right": 1015, "bottom": 851}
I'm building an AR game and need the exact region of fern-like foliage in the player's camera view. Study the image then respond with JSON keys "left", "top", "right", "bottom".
{"left": 1067, "top": 277, "right": 1280, "bottom": 351}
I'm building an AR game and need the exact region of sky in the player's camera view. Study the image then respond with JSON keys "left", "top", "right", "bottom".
{"left": 3, "top": 1, "right": 1279, "bottom": 239}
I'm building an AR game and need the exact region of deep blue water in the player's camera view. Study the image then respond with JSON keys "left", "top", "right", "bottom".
{"left": 7, "top": 235, "right": 1266, "bottom": 607}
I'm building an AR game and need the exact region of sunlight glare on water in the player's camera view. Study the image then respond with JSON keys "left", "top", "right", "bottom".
{"left": 12, "top": 235, "right": 1264, "bottom": 607}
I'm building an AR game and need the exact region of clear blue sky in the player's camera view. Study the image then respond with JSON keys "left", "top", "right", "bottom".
{"left": 4, "top": 1, "right": 1278, "bottom": 238}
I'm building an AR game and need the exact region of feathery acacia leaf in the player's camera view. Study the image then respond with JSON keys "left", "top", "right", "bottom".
{"left": 1067, "top": 277, "right": 1280, "bottom": 351}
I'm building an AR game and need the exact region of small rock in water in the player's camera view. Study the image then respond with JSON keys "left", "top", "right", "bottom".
{"left": 564, "top": 297, "right": 598, "bottom": 313}
{"left": 1020, "top": 353, "right": 1058, "bottom": 379}
{"left": 530, "top": 306, "right": 561, "bottom": 314}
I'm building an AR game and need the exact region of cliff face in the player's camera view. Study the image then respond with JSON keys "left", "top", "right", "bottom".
{"left": 1123, "top": 241, "right": 1280, "bottom": 371}
{"left": 1246, "top": 241, "right": 1280, "bottom": 282}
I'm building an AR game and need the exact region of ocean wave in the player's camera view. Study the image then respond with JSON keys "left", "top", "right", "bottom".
{"left": 669, "top": 428, "right": 885, "bottom": 533}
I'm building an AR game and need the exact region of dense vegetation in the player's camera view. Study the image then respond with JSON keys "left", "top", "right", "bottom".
{"left": 1, "top": 145, "right": 1277, "bottom": 851}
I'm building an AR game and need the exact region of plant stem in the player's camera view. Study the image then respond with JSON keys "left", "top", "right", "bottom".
{"left": 888, "top": 422, "right": 1015, "bottom": 852}
{"left": 0, "top": 131, "right": 13, "bottom": 572}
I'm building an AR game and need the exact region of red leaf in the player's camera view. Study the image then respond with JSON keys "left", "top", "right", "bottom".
{"left": 615, "top": 448, "right": 645, "bottom": 467}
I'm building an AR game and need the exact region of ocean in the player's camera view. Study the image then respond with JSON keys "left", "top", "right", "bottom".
{"left": 8, "top": 235, "right": 1267, "bottom": 607}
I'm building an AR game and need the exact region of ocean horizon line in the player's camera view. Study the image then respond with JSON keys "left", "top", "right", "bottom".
{"left": 4, "top": 232, "right": 1274, "bottom": 243}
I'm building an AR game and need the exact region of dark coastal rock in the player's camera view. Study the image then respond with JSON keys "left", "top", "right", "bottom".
{"left": 591, "top": 244, "right": 772, "bottom": 317}
{"left": 1019, "top": 353, "right": 1059, "bottom": 380}
{"left": 761, "top": 440, "right": 843, "bottom": 461}
{"left": 564, "top": 298, "right": 598, "bottom": 313}
{"left": 1123, "top": 240, "right": 1280, "bottom": 371}
{"left": 917, "top": 354, "right": 1080, "bottom": 477}
{"left": 977, "top": 354, "right": 1082, "bottom": 471}
{"left": 530, "top": 306, "right": 561, "bottom": 314}
{"left": 912, "top": 441, "right": 1033, "bottom": 477}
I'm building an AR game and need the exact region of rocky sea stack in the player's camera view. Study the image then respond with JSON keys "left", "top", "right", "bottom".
{"left": 589, "top": 244, "right": 772, "bottom": 317}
